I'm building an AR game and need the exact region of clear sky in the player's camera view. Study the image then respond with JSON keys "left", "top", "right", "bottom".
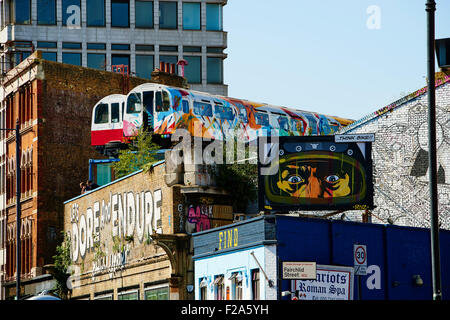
{"left": 223, "top": 0, "right": 450, "bottom": 121}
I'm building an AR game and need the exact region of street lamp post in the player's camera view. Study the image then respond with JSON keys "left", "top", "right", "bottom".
{"left": 425, "top": 0, "right": 442, "bottom": 301}
{"left": 0, "top": 120, "right": 21, "bottom": 299}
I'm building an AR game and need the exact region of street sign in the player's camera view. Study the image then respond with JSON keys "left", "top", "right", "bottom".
{"left": 282, "top": 262, "right": 317, "bottom": 280}
{"left": 353, "top": 244, "right": 367, "bottom": 276}
{"left": 335, "top": 133, "right": 375, "bottom": 143}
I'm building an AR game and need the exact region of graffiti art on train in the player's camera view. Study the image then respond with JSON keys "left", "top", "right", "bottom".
{"left": 91, "top": 84, "right": 354, "bottom": 153}
{"left": 258, "top": 136, "right": 374, "bottom": 211}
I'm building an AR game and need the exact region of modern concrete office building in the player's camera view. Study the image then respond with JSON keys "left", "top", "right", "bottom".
{"left": 0, "top": 0, "right": 228, "bottom": 95}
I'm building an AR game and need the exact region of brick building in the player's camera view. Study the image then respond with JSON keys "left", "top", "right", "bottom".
{"left": 63, "top": 155, "right": 234, "bottom": 300}
{"left": 337, "top": 71, "right": 450, "bottom": 229}
{"left": 0, "top": 51, "right": 150, "bottom": 299}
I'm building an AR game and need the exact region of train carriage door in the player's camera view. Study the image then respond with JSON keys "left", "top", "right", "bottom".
{"left": 142, "top": 91, "right": 154, "bottom": 131}
{"left": 154, "top": 89, "right": 172, "bottom": 134}
{"left": 111, "top": 102, "right": 120, "bottom": 130}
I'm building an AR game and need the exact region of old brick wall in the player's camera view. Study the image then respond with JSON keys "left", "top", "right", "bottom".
{"left": 339, "top": 76, "right": 450, "bottom": 229}
{"left": 35, "top": 61, "right": 149, "bottom": 266}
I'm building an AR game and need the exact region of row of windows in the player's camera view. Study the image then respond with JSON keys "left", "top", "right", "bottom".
{"left": 84, "top": 286, "right": 169, "bottom": 300}
{"left": 19, "top": 51, "right": 223, "bottom": 84}
{"left": 12, "top": 0, "right": 223, "bottom": 30}
{"left": 34, "top": 41, "right": 223, "bottom": 54}
{"left": 199, "top": 270, "right": 260, "bottom": 300}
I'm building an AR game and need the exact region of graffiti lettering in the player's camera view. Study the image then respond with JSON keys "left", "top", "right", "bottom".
{"left": 186, "top": 205, "right": 211, "bottom": 233}
{"left": 70, "top": 189, "right": 162, "bottom": 262}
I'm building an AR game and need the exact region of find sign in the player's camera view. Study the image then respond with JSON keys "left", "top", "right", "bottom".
{"left": 353, "top": 244, "right": 367, "bottom": 276}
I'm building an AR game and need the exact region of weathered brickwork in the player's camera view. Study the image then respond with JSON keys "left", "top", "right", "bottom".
{"left": 339, "top": 73, "right": 450, "bottom": 229}
{"left": 1, "top": 51, "right": 150, "bottom": 298}
{"left": 64, "top": 161, "right": 234, "bottom": 300}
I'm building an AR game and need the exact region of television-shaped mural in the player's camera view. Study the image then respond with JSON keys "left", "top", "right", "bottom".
{"left": 258, "top": 136, "right": 374, "bottom": 211}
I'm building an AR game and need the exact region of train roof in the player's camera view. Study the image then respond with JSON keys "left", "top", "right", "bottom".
{"left": 127, "top": 83, "right": 354, "bottom": 124}
{"left": 95, "top": 93, "right": 127, "bottom": 104}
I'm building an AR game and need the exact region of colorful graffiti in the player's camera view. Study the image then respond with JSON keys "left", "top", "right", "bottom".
{"left": 258, "top": 136, "right": 374, "bottom": 211}
{"left": 185, "top": 205, "right": 212, "bottom": 233}
{"left": 119, "top": 83, "right": 353, "bottom": 143}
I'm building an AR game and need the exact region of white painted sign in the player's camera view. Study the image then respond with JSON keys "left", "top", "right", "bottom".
{"left": 282, "top": 262, "right": 316, "bottom": 280}
{"left": 69, "top": 189, "right": 162, "bottom": 263}
{"left": 292, "top": 265, "right": 354, "bottom": 300}
{"left": 335, "top": 133, "right": 375, "bottom": 143}
{"left": 354, "top": 244, "right": 367, "bottom": 276}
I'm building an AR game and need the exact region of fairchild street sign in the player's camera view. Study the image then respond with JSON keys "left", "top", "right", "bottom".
{"left": 353, "top": 244, "right": 367, "bottom": 276}
{"left": 282, "top": 262, "right": 317, "bottom": 280}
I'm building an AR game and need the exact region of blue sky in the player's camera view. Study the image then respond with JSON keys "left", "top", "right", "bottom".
{"left": 223, "top": 0, "right": 450, "bottom": 121}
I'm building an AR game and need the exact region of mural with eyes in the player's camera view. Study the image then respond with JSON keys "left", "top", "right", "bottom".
{"left": 259, "top": 136, "right": 374, "bottom": 211}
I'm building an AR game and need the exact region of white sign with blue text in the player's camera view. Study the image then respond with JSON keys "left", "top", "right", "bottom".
{"left": 292, "top": 265, "right": 354, "bottom": 300}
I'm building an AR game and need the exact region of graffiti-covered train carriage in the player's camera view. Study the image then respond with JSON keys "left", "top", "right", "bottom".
{"left": 91, "top": 83, "right": 354, "bottom": 155}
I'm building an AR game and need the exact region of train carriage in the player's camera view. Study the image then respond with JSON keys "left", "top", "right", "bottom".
{"left": 91, "top": 83, "right": 354, "bottom": 154}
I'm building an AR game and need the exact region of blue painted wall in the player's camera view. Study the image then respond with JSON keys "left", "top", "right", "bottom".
{"left": 276, "top": 216, "right": 450, "bottom": 300}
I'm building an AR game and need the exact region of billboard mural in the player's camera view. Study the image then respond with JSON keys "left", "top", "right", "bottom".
{"left": 258, "top": 136, "right": 374, "bottom": 211}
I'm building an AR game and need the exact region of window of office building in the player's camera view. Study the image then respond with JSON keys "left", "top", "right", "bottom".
{"left": 135, "top": 0, "right": 153, "bottom": 28}
{"left": 37, "top": 0, "right": 56, "bottom": 25}
{"left": 144, "top": 286, "right": 169, "bottom": 300}
{"left": 37, "top": 41, "right": 57, "bottom": 49}
{"left": 112, "top": 54, "right": 130, "bottom": 69}
{"left": 136, "top": 55, "right": 154, "bottom": 79}
{"left": 87, "top": 53, "right": 106, "bottom": 70}
{"left": 207, "top": 57, "right": 222, "bottom": 84}
{"left": 136, "top": 44, "right": 154, "bottom": 51}
{"left": 183, "top": 46, "right": 201, "bottom": 53}
{"left": 159, "top": 1, "right": 177, "bottom": 29}
{"left": 62, "top": 42, "right": 82, "bottom": 49}
{"left": 207, "top": 47, "right": 223, "bottom": 54}
{"left": 87, "top": 0, "right": 105, "bottom": 26}
{"left": 111, "top": 0, "right": 129, "bottom": 27}
{"left": 183, "top": 56, "right": 201, "bottom": 84}
{"left": 62, "top": 0, "right": 81, "bottom": 26}
{"left": 13, "top": 0, "right": 31, "bottom": 24}
{"left": 41, "top": 52, "right": 57, "bottom": 62}
{"left": 87, "top": 43, "right": 106, "bottom": 50}
{"left": 94, "top": 292, "right": 113, "bottom": 300}
{"left": 160, "top": 45, "right": 178, "bottom": 52}
{"left": 118, "top": 289, "right": 139, "bottom": 300}
{"left": 111, "top": 44, "right": 130, "bottom": 50}
{"left": 183, "top": 2, "right": 200, "bottom": 30}
{"left": 206, "top": 3, "right": 222, "bottom": 31}
{"left": 62, "top": 52, "right": 81, "bottom": 66}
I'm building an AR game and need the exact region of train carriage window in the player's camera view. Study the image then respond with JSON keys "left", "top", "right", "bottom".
{"left": 156, "top": 91, "right": 171, "bottom": 112}
{"left": 235, "top": 103, "right": 248, "bottom": 123}
{"left": 255, "top": 112, "right": 269, "bottom": 126}
{"left": 127, "top": 93, "right": 142, "bottom": 113}
{"left": 214, "top": 105, "right": 234, "bottom": 120}
{"left": 111, "top": 103, "right": 120, "bottom": 123}
{"left": 94, "top": 103, "right": 109, "bottom": 124}
{"left": 290, "top": 118, "right": 304, "bottom": 132}
{"left": 194, "top": 101, "right": 213, "bottom": 117}
{"left": 278, "top": 116, "right": 289, "bottom": 131}
{"left": 182, "top": 100, "right": 190, "bottom": 113}
{"left": 303, "top": 113, "right": 318, "bottom": 134}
